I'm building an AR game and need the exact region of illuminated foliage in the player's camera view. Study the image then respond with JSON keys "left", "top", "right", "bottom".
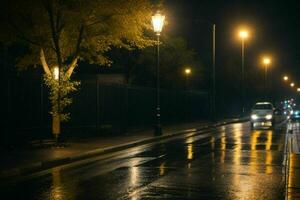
{"left": 44, "top": 69, "right": 80, "bottom": 122}
{"left": 1, "top": 0, "right": 154, "bottom": 133}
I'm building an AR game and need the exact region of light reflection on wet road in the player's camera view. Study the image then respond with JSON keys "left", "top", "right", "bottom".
{"left": 1, "top": 122, "right": 287, "bottom": 200}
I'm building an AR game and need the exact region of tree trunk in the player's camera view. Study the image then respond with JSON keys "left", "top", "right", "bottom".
{"left": 52, "top": 115, "right": 60, "bottom": 140}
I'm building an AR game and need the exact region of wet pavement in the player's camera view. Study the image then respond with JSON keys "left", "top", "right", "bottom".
{"left": 0, "top": 122, "right": 287, "bottom": 200}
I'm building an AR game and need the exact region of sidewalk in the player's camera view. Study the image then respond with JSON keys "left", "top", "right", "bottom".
{"left": 288, "top": 123, "right": 300, "bottom": 199}
{"left": 0, "top": 119, "right": 243, "bottom": 180}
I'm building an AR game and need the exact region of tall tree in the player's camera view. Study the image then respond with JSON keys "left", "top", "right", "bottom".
{"left": 0, "top": 0, "right": 154, "bottom": 139}
{"left": 130, "top": 36, "right": 202, "bottom": 89}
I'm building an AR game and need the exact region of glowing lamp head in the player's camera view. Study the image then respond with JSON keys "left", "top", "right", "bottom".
{"left": 283, "top": 76, "right": 289, "bottom": 81}
{"left": 297, "top": 88, "right": 300, "bottom": 92}
{"left": 263, "top": 57, "right": 271, "bottom": 65}
{"left": 185, "top": 68, "right": 191, "bottom": 75}
{"left": 291, "top": 83, "right": 295, "bottom": 87}
{"left": 239, "top": 30, "right": 249, "bottom": 39}
{"left": 152, "top": 12, "right": 165, "bottom": 35}
{"left": 53, "top": 66, "right": 59, "bottom": 80}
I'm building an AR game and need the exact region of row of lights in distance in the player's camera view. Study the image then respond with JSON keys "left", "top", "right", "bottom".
{"left": 283, "top": 75, "right": 300, "bottom": 92}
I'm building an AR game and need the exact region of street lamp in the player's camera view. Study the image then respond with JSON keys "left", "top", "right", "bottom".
{"left": 262, "top": 57, "right": 271, "bottom": 99}
{"left": 283, "top": 76, "right": 289, "bottom": 81}
{"left": 152, "top": 12, "right": 165, "bottom": 136}
{"left": 297, "top": 88, "right": 300, "bottom": 92}
{"left": 184, "top": 68, "right": 191, "bottom": 90}
{"left": 238, "top": 29, "right": 249, "bottom": 115}
{"left": 195, "top": 20, "right": 216, "bottom": 121}
{"left": 291, "top": 83, "right": 295, "bottom": 87}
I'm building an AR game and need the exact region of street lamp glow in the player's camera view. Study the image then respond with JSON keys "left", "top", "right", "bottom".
{"left": 262, "top": 57, "right": 271, "bottom": 98}
{"left": 152, "top": 12, "right": 165, "bottom": 35}
{"left": 239, "top": 30, "right": 249, "bottom": 39}
{"left": 291, "top": 83, "right": 295, "bottom": 87}
{"left": 297, "top": 88, "right": 300, "bottom": 92}
{"left": 185, "top": 68, "right": 191, "bottom": 75}
{"left": 53, "top": 66, "right": 59, "bottom": 80}
{"left": 283, "top": 76, "right": 289, "bottom": 81}
{"left": 263, "top": 57, "right": 271, "bottom": 65}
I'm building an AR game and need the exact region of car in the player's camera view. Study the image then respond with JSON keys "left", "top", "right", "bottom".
{"left": 250, "top": 102, "right": 275, "bottom": 129}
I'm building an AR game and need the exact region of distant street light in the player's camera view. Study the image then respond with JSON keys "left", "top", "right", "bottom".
{"left": 238, "top": 29, "right": 249, "bottom": 115}
{"left": 262, "top": 57, "right": 271, "bottom": 99}
{"left": 184, "top": 68, "right": 191, "bottom": 90}
{"left": 297, "top": 88, "right": 300, "bottom": 92}
{"left": 283, "top": 76, "right": 289, "bottom": 81}
{"left": 185, "top": 68, "right": 191, "bottom": 75}
{"left": 152, "top": 12, "right": 165, "bottom": 136}
{"left": 291, "top": 83, "right": 295, "bottom": 87}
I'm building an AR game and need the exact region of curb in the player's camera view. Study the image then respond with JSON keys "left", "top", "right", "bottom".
{"left": 0, "top": 118, "right": 248, "bottom": 180}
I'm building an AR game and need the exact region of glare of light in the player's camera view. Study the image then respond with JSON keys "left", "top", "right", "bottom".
{"left": 187, "top": 144, "right": 193, "bottom": 160}
{"left": 251, "top": 131, "right": 260, "bottom": 151}
{"left": 53, "top": 67, "right": 59, "bottom": 80}
{"left": 297, "top": 88, "right": 300, "bottom": 92}
{"left": 239, "top": 30, "right": 249, "bottom": 39}
{"left": 211, "top": 136, "right": 215, "bottom": 150}
{"left": 265, "top": 131, "right": 272, "bottom": 151}
{"left": 185, "top": 68, "right": 191, "bottom": 75}
{"left": 265, "top": 131, "right": 273, "bottom": 174}
{"left": 262, "top": 57, "right": 271, "bottom": 65}
{"left": 220, "top": 132, "right": 226, "bottom": 163}
{"left": 159, "top": 162, "right": 165, "bottom": 176}
{"left": 232, "top": 123, "right": 243, "bottom": 129}
{"left": 283, "top": 76, "right": 289, "bottom": 81}
{"left": 251, "top": 114, "right": 258, "bottom": 120}
{"left": 265, "top": 114, "right": 273, "bottom": 120}
{"left": 51, "top": 168, "right": 63, "bottom": 200}
{"left": 291, "top": 83, "right": 295, "bottom": 87}
{"left": 130, "top": 167, "right": 139, "bottom": 186}
{"left": 221, "top": 135, "right": 226, "bottom": 151}
{"left": 250, "top": 131, "right": 261, "bottom": 173}
{"left": 152, "top": 12, "right": 165, "bottom": 35}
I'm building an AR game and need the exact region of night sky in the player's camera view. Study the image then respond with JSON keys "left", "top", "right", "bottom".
{"left": 164, "top": 0, "right": 300, "bottom": 86}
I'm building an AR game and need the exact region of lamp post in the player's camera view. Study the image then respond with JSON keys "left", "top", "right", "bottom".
{"left": 184, "top": 68, "right": 191, "bottom": 90}
{"left": 262, "top": 57, "right": 271, "bottom": 99}
{"left": 194, "top": 20, "right": 216, "bottom": 121}
{"left": 238, "top": 30, "right": 249, "bottom": 115}
{"left": 212, "top": 24, "right": 216, "bottom": 121}
{"left": 152, "top": 12, "right": 165, "bottom": 136}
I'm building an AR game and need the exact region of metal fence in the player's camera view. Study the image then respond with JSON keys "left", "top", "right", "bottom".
{"left": 3, "top": 74, "right": 210, "bottom": 143}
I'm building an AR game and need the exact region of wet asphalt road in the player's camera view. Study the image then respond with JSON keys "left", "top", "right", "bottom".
{"left": 1, "top": 122, "right": 287, "bottom": 200}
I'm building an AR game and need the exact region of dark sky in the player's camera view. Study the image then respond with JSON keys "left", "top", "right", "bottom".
{"left": 164, "top": 0, "right": 300, "bottom": 85}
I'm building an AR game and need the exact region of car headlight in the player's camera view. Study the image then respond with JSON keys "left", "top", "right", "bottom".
{"left": 265, "top": 114, "right": 273, "bottom": 120}
{"left": 251, "top": 114, "right": 258, "bottom": 120}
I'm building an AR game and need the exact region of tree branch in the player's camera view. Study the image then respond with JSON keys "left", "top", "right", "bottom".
{"left": 40, "top": 48, "right": 51, "bottom": 75}
{"left": 44, "top": 0, "right": 63, "bottom": 66}
{"left": 66, "top": 25, "right": 84, "bottom": 78}
{"left": 66, "top": 57, "right": 78, "bottom": 78}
